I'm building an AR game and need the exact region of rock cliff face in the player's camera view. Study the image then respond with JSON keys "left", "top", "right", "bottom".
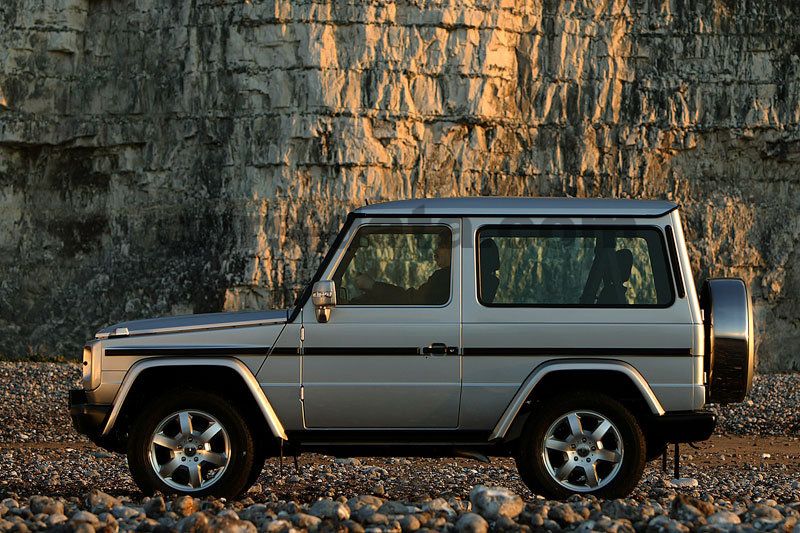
{"left": 0, "top": 0, "right": 798, "bottom": 368}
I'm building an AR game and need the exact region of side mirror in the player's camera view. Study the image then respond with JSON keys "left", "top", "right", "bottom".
{"left": 311, "top": 280, "right": 337, "bottom": 323}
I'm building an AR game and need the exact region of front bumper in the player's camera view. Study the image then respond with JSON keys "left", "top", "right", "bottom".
{"left": 69, "top": 389, "right": 111, "bottom": 445}
{"left": 648, "top": 410, "right": 716, "bottom": 443}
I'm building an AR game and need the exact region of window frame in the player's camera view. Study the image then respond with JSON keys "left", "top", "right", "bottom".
{"left": 475, "top": 224, "right": 676, "bottom": 309}
{"left": 330, "top": 222, "right": 455, "bottom": 308}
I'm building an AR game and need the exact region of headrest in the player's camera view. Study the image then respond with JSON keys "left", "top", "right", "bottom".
{"left": 616, "top": 249, "right": 633, "bottom": 283}
{"left": 481, "top": 238, "right": 500, "bottom": 272}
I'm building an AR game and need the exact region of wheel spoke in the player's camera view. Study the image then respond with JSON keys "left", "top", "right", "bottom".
{"left": 567, "top": 413, "right": 583, "bottom": 437}
{"left": 152, "top": 433, "right": 179, "bottom": 449}
{"left": 596, "top": 449, "right": 622, "bottom": 463}
{"left": 198, "top": 422, "right": 222, "bottom": 444}
{"left": 591, "top": 420, "right": 612, "bottom": 442}
{"left": 545, "top": 438, "right": 571, "bottom": 452}
{"left": 555, "top": 460, "right": 577, "bottom": 480}
{"left": 584, "top": 464, "right": 599, "bottom": 487}
{"left": 159, "top": 457, "right": 182, "bottom": 477}
{"left": 198, "top": 450, "right": 227, "bottom": 466}
{"left": 150, "top": 409, "right": 231, "bottom": 492}
{"left": 178, "top": 412, "right": 193, "bottom": 437}
{"left": 188, "top": 462, "right": 202, "bottom": 488}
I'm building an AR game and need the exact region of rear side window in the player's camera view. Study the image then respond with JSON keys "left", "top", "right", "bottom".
{"left": 477, "top": 226, "right": 673, "bottom": 307}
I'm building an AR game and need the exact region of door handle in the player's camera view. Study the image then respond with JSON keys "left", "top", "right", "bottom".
{"left": 420, "top": 343, "right": 458, "bottom": 356}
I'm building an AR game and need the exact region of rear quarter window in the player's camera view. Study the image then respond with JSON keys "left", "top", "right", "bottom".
{"left": 477, "top": 226, "right": 674, "bottom": 308}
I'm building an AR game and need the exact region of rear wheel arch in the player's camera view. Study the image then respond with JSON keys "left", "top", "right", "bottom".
{"left": 530, "top": 369, "right": 654, "bottom": 415}
{"left": 498, "top": 366, "right": 664, "bottom": 456}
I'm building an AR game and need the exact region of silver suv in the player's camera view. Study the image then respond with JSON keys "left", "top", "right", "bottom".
{"left": 69, "top": 198, "right": 754, "bottom": 499}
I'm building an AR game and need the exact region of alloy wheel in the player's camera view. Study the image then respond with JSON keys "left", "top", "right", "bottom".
{"left": 540, "top": 409, "right": 624, "bottom": 492}
{"left": 148, "top": 409, "right": 231, "bottom": 492}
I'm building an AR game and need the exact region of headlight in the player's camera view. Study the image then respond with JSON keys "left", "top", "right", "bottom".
{"left": 81, "top": 343, "right": 101, "bottom": 390}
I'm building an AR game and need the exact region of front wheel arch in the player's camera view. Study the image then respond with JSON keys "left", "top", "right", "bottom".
{"left": 109, "top": 362, "right": 283, "bottom": 458}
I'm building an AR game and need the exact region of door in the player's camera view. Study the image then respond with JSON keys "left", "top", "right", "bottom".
{"left": 301, "top": 218, "right": 462, "bottom": 428}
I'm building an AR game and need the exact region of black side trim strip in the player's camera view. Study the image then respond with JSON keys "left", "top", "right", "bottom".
{"left": 105, "top": 347, "right": 271, "bottom": 356}
{"left": 303, "top": 347, "right": 421, "bottom": 356}
{"left": 462, "top": 347, "right": 691, "bottom": 356}
{"left": 270, "top": 347, "right": 300, "bottom": 355}
{"left": 665, "top": 225, "right": 686, "bottom": 298}
{"left": 283, "top": 347, "right": 691, "bottom": 356}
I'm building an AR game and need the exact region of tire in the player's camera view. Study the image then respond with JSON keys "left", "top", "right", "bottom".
{"left": 515, "top": 392, "right": 646, "bottom": 499}
{"left": 246, "top": 447, "right": 267, "bottom": 488}
{"left": 127, "top": 390, "right": 256, "bottom": 498}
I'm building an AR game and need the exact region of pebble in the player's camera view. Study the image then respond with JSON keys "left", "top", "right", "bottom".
{"left": 668, "top": 478, "right": 699, "bottom": 488}
{"left": 422, "top": 498, "right": 456, "bottom": 518}
{"left": 469, "top": 485, "right": 523, "bottom": 520}
{"left": 455, "top": 513, "right": 488, "bottom": 533}
{"left": 309, "top": 498, "right": 350, "bottom": 520}
{"left": 708, "top": 510, "right": 741, "bottom": 525}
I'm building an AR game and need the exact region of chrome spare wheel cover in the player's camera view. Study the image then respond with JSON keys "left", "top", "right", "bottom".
{"left": 541, "top": 410, "right": 624, "bottom": 492}
{"left": 149, "top": 410, "right": 231, "bottom": 492}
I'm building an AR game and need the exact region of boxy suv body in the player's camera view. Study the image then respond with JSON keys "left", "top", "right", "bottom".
{"left": 70, "top": 198, "right": 754, "bottom": 498}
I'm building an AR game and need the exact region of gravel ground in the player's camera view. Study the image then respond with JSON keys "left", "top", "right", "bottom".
{"left": 0, "top": 363, "right": 798, "bottom": 532}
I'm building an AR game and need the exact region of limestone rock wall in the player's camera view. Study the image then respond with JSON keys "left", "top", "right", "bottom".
{"left": 0, "top": 0, "right": 798, "bottom": 369}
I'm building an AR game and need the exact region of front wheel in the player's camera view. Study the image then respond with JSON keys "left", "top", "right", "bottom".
{"left": 127, "top": 390, "right": 256, "bottom": 498}
{"left": 515, "top": 392, "right": 646, "bottom": 499}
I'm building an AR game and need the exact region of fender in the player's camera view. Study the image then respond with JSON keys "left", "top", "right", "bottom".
{"left": 489, "top": 359, "right": 665, "bottom": 441}
{"left": 101, "top": 357, "right": 288, "bottom": 440}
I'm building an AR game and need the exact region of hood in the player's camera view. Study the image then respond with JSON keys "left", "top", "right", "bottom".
{"left": 96, "top": 309, "right": 289, "bottom": 339}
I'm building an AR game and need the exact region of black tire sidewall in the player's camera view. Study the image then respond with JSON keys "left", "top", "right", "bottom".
{"left": 516, "top": 393, "right": 646, "bottom": 499}
{"left": 127, "top": 390, "right": 255, "bottom": 498}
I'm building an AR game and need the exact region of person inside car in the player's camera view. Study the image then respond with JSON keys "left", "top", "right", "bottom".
{"left": 354, "top": 233, "right": 451, "bottom": 305}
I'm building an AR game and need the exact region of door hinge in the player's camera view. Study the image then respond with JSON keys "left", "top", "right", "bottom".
{"left": 300, "top": 385, "right": 305, "bottom": 401}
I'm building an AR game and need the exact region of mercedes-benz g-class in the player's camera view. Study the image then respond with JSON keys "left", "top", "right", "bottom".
{"left": 70, "top": 198, "right": 754, "bottom": 498}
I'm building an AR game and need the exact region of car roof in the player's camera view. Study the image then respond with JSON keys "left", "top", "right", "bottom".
{"left": 354, "top": 197, "right": 677, "bottom": 217}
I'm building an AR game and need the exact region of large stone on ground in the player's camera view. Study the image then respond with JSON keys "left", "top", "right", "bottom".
{"left": 469, "top": 486, "right": 524, "bottom": 520}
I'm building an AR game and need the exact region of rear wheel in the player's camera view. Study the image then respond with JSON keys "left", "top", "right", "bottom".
{"left": 127, "top": 390, "right": 255, "bottom": 498}
{"left": 515, "top": 392, "right": 645, "bottom": 499}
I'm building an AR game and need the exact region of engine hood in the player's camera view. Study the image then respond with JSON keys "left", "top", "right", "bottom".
{"left": 95, "top": 309, "right": 289, "bottom": 339}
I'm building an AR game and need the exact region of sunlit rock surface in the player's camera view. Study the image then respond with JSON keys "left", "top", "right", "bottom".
{"left": 0, "top": 0, "right": 798, "bottom": 368}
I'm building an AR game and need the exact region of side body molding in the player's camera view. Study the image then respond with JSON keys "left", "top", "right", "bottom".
{"left": 489, "top": 359, "right": 665, "bottom": 441}
{"left": 101, "top": 357, "right": 288, "bottom": 440}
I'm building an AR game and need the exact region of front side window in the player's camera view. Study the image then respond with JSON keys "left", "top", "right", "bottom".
{"left": 477, "top": 226, "right": 673, "bottom": 307}
{"left": 333, "top": 225, "right": 452, "bottom": 306}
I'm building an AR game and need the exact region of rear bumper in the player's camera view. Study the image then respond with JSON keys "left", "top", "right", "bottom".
{"left": 648, "top": 410, "right": 716, "bottom": 443}
{"left": 69, "top": 389, "right": 111, "bottom": 445}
